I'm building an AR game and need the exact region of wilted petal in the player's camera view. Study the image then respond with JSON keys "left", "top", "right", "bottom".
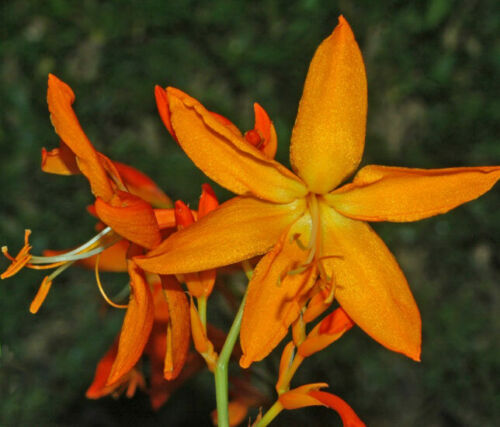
{"left": 290, "top": 16, "right": 367, "bottom": 194}
{"left": 319, "top": 201, "right": 421, "bottom": 361}
{"left": 167, "top": 87, "right": 307, "bottom": 203}
{"left": 240, "top": 214, "right": 317, "bottom": 368}
{"left": 136, "top": 196, "right": 306, "bottom": 274}
{"left": 326, "top": 165, "right": 500, "bottom": 222}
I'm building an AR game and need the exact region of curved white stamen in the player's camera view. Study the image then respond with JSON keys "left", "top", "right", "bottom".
{"left": 30, "top": 227, "right": 119, "bottom": 264}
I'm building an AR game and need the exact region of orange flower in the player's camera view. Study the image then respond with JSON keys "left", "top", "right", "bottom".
{"left": 136, "top": 15, "right": 500, "bottom": 368}
{"left": 1, "top": 75, "right": 178, "bottom": 388}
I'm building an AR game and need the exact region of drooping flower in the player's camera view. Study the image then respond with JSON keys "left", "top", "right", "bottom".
{"left": 86, "top": 184, "right": 219, "bottom": 398}
{"left": 136, "top": 15, "right": 500, "bottom": 368}
{"left": 1, "top": 74, "right": 180, "bottom": 387}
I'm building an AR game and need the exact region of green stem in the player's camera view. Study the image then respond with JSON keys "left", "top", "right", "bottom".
{"left": 214, "top": 291, "right": 248, "bottom": 427}
{"left": 255, "top": 401, "right": 284, "bottom": 427}
{"left": 197, "top": 295, "right": 207, "bottom": 330}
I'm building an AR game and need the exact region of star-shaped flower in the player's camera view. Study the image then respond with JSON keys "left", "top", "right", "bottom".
{"left": 137, "top": 16, "right": 500, "bottom": 367}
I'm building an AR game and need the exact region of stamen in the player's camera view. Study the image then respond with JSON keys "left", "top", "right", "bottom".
{"left": 25, "top": 261, "right": 67, "bottom": 270}
{"left": 29, "top": 276, "right": 53, "bottom": 314}
{"left": 94, "top": 254, "right": 128, "bottom": 309}
{"left": 30, "top": 227, "right": 115, "bottom": 264}
{"left": 47, "top": 260, "right": 75, "bottom": 281}
{"left": 290, "top": 233, "right": 308, "bottom": 251}
{"left": 305, "top": 194, "right": 320, "bottom": 266}
{"left": 1, "top": 230, "right": 33, "bottom": 279}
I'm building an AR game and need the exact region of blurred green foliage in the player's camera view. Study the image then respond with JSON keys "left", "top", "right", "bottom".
{"left": 1, "top": 0, "right": 499, "bottom": 426}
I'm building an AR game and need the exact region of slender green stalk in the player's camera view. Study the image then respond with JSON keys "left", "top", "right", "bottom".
{"left": 197, "top": 295, "right": 207, "bottom": 330}
{"left": 214, "top": 290, "right": 248, "bottom": 427}
{"left": 255, "top": 401, "right": 284, "bottom": 427}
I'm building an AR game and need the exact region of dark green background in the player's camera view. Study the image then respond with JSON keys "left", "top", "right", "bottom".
{"left": 1, "top": 1, "right": 499, "bottom": 426}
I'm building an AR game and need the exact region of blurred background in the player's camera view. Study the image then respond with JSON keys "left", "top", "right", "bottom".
{"left": 1, "top": 1, "right": 499, "bottom": 426}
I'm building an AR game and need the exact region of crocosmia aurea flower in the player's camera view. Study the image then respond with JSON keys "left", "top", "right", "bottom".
{"left": 1, "top": 74, "right": 183, "bottom": 388}
{"left": 137, "top": 15, "right": 500, "bottom": 368}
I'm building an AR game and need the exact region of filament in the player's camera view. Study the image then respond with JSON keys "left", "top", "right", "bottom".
{"left": 94, "top": 254, "right": 128, "bottom": 309}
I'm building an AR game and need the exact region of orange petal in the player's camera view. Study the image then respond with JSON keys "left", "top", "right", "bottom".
{"left": 308, "top": 391, "right": 366, "bottom": 427}
{"left": 279, "top": 383, "right": 329, "bottom": 409}
{"left": 209, "top": 111, "right": 243, "bottom": 138}
{"left": 174, "top": 200, "right": 195, "bottom": 228}
{"left": 276, "top": 341, "right": 295, "bottom": 392}
{"left": 47, "top": 74, "right": 114, "bottom": 200}
{"left": 41, "top": 141, "right": 79, "bottom": 175}
{"left": 94, "top": 191, "right": 161, "bottom": 249}
{"left": 319, "top": 201, "right": 421, "bottom": 361}
{"left": 152, "top": 280, "right": 170, "bottom": 323}
{"left": 240, "top": 214, "right": 318, "bottom": 368}
{"left": 167, "top": 87, "right": 307, "bottom": 203}
{"left": 290, "top": 16, "right": 367, "bottom": 194}
{"left": 197, "top": 183, "right": 219, "bottom": 219}
{"left": 161, "top": 275, "right": 190, "bottom": 380}
{"left": 245, "top": 103, "right": 278, "bottom": 159}
{"left": 298, "top": 307, "right": 354, "bottom": 357}
{"left": 136, "top": 195, "right": 306, "bottom": 274}
{"left": 106, "top": 259, "right": 154, "bottom": 386}
{"left": 113, "top": 161, "right": 172, "bottom": 208}
{"left": 155, "top": 85, "right": 176, "bottom": 139}
{"left": 86, "top": 339, "right": 121, "bottom": 399}
{"left": 326, "top": 165, "right": 500, "bottom": 222}
{"left": 189, "top": 298, "right": 211, "bottom": 355}
{"left": 185, "top": 269, "right": 216, "bottom": 298}
{"left": 302, "top": 287, "right": 333, "bottom": 323}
